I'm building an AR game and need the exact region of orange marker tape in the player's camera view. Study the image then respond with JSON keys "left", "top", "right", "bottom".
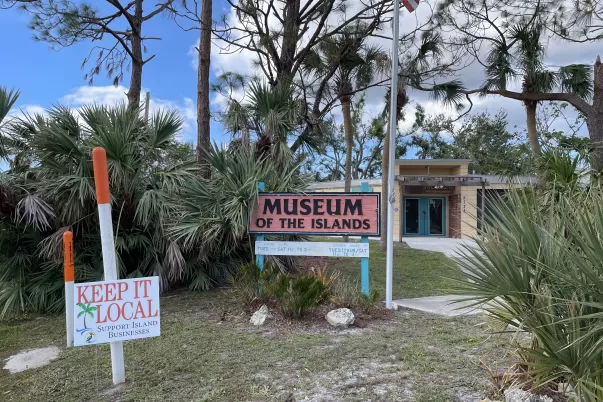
{"left": 92, "top": 147, "right": 111, "bottom": 204}
{"left": 63, "top": 231, "right": 74, "bottom": 282}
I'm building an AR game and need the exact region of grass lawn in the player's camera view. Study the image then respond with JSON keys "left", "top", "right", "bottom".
{"left": 0, "top": 290, "right": 515, "bottom": 402}
{"left": 304, "top": 240, "right": 463, "bottom": 299}
{"left": 0, "top": 246, "right": 510, "bottom": 402}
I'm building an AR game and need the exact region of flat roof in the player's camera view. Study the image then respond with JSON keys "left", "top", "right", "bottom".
{"left": 395, "top": 159, "right": 471, "bottom": 167}
{"left": 308, "top": 174, "right": 537, "bottom": 189}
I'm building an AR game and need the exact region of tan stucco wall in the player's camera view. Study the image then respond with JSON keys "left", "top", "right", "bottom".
{"left": 399, "top": 166, "right": 457, "bottom": 175}
{"left": 460, "top": 187, "right": 478, "bottom": 239}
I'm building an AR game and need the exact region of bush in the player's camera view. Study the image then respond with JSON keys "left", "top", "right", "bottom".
{"left": 458, "top": 188, "right": 603, "bottom": 401}
{"left": 330, "top": 277, "right": 381, "bottom": 312}
{"left": 264, "top": 271, "right": 334, "bottom": 318}
{"left": 228, "top": 263, "right": 278, "bottom": 306}
{"left": 0, "top": 100, "right": 307, "bottom": 319}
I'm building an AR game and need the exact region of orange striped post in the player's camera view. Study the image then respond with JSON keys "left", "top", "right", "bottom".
{"left": 92, "top": 147, "right": 125, "bottom": 384}
{"left": 63, "top": 231, "right": 75, "bottom": 347}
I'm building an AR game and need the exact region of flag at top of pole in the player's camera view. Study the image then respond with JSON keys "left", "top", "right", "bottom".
{"left": 403, "top": 0, "right": 419, "bottom": 12}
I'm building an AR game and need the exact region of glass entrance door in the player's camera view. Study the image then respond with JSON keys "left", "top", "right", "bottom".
{"left": 404, "top": 198, "right": 420, "bottom": 235}
{"left": 403, "top": 197, "right": 446, "bottom": 236}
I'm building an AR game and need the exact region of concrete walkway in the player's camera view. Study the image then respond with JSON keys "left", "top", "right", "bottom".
{"left": 392, "top": 295, "right": 484, "bottom": 317}
{"left": 403, "top": 237, "right": 478, "bottom": 258}
{"left": 396, "top": 238, "right": 484, "bottom": 317}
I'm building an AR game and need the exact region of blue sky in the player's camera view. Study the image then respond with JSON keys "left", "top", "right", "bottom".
{"left": 0, "top": 2, "right": 231, "bottom": 144}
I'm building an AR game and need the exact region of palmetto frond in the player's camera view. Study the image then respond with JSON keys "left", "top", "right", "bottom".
{"left": 430, "top": 80, "right": 467, "bottom": 107}
{"left": 484, "top": 43, "right": 516, "bottom": 90}
{"left": 223, "top": 99, "right": 251, "bottom": 135}
{"left": 559, "top": 64, "right": 593, "bottom": 99}
{"left": 458, "top": 186, "right": 603, "bottom": 401}
{"left": 0, "top": 87, "right": 20, "bottom": 128}
{"left": 484, "top": 24, "right": 593, "bottom": 99}
{"left": 0, "top": 87, "right": 21, "bottom": 161}
{"left": 166, "top": 143, "right": 307, "bottom": 259}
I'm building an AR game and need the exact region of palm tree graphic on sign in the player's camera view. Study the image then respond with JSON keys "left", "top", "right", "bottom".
{"left": 76, "top": 303, "right": 97, "bottom": 333}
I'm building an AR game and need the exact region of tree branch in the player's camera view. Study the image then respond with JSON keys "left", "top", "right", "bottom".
{"left": 466, "top": 88, "right": 593, "bottom": 116}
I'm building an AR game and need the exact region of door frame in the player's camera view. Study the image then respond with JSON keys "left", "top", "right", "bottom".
{"left": 402, "top": 196, "right": 447, "bottom": 237}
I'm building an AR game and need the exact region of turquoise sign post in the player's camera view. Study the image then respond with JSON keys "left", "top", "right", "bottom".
{"left": 255, "top": 182, "right": 265, "bottom": 295}
{"left": 360, "top": 181, "right": 370, "bottom": 295}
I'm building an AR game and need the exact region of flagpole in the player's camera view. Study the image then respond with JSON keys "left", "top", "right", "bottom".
{"left": 385, "top": 0, "right": 400, "bottom": 309}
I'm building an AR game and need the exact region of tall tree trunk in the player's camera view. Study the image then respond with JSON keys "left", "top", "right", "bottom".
{"left": 127, "top": 0, "right": 144, "bottom": 108}
{"left": 342, "top": 97, "right": 353, "bottom": 193}
{"left": 590, "top": 56, "right": 603, "bottom": 172}
{"left": 341, "top": 96, "right": 353, "bottom": 243}
{"left": 277, "top": 0, "right": 300, "bottom": 85}
{"left": 242, "top": 126, "right": 250, "bottom": 147}
{"left": 380, "top": 117, "right": 391, "bottom": 251}
{"left": 197, "top": 0, "right": 213, "bottom": 179}
{"left": 524, "top": 100, "right": 541, "bottom": 154}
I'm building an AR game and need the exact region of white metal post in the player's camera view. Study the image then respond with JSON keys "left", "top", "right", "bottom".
{"left": 386, "top": 0, "right": 401, "bottom": 309}
{"left": 92, "top": 147, "right": 126, "bottom": 385}
{"left": 63, "top": 231, "right": 74, "bottom": 348}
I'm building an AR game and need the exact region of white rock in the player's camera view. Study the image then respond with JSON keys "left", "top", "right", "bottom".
{"left": 3, "top": 346, "right": 61, "bottom": 374}
{"left": 504, "top": 388, "right": 553, "bottom": 402}
{"left": 250, "top": 304, "right": 271, "bottom": 326}
{"left": 326, "top": 308, "right": 355, "bottom": 328}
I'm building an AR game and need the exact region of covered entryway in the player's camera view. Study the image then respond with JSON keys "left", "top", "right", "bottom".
{"left": 397, "top": 174, "right": 487, "bottom": 238}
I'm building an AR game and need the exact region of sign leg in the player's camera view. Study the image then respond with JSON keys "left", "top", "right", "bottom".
{"left": 360, "top": 182, "right": 370, "bottom": 296}
{"left": 361, "top": 236, "right": 369, "bottom": 295}
{"left": 255, "top": 182, "right": 265, "bottom": 295}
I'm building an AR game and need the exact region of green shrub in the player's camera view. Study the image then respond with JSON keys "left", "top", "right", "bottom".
{"left": 229, "top": 263, "right": 278, "bottom": 306}
{"left": 0, "top": 98, "right": 307, "bottom": 319}
{"left": 264, "top": 272, "right": 332, "bottom": 318}
{"left": 331, "top": 277, "right": 381, "bottom": 312}
{"left": 458, "top": 188, "right": 603, "bottom": 401}
{"left": 356, "top": 289, "right": 381, "bottom": 312}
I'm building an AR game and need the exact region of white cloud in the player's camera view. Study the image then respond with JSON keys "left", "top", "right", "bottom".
{"left": 60, "top": 85, "right": 130, "bottom": 105}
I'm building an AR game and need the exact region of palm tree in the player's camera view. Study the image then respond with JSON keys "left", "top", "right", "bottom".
{"left": 219, "top": 79, "right": 305, "bottom": 161}
{"left": 310, "top": 30, "right": 389, "bottom": 193}
{"left": 197, "top": 0, "right": 213, "bottom": 179}
{"left": 77, "top": 302, "right": 97, "bottom": 329}
{"left": 212, "top": 72, "right": 250, "bottom": 145}
{"left": 484, "top": 24, "right": 592, "bottom": 154}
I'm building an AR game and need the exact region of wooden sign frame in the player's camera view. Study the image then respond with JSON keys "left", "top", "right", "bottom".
{"left": 248, "top": 192, "right": 380, "bottom": 236}
{"left": 252, "top": 182, "right": 376, "bottom": 295}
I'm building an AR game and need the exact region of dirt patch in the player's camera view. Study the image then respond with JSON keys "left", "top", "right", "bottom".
{"left": 3, "top": 346, "right": 61, "bottom": 374}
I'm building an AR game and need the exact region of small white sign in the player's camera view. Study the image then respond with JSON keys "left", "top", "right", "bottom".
{"left": 73, "top": 277, "right": 160, "bottom": 346}
{"left": 255, "top": 241, "right": 369, "bottom": 258}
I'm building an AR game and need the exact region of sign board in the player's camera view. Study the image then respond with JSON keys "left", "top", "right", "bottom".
{"left": 73, "top": 277, "right": 160, "bottom": 346}
{"left": 405, "top": 185, "right": 455, "bottom": 195}
{"left": 256, "top": 241, "right": 369, "bottom": 258}
{"left": 249, "top": 192, "right": 380, "bottom": 236}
